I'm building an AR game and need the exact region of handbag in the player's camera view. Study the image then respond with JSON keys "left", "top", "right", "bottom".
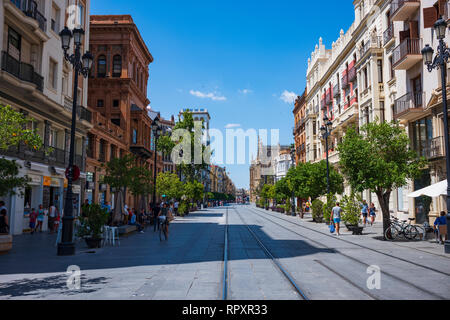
{"left": 329, "top": 224, "right": 336, "bottom": 234}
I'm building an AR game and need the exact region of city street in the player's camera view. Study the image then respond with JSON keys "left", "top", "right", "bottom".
{"left": 0, "top": 205, "right": 449, "bottom": 300}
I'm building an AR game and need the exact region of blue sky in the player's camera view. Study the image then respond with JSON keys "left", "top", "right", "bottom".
{"left": 91, "top": 1, "right": 355, "bottom": 189}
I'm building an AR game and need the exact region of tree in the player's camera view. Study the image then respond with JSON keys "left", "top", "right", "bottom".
{"left": 0, "top": 105, "right": 44, "bottom": 198}
{"left": 102, "top": 154, "right": 136, "bottom": 224}
{"left": 275, "top": 178, "right": 291, "bottom": 204}
{"left": 338, "top": 122, "right": 427, "bottom": 237}
{"left": 287, "top": 161, "right": 344, "bottom": 202}
{"left": 156, "top": 172, "right": 184, "bottom": 200}
{"left": 129, "top": 165, "right": 153, "bottom": 212}
{"left": 183, "top": 180, "right": 204, "bottom": 204}
{"left": 259, "top": 184, "right": 275, "bottom": 208}
{"left": 0, "top": 104, "right": 43, "bottom": 151}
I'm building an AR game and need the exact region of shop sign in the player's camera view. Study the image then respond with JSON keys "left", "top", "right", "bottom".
{"left": 27, "top": 174, "right": 41, "bottom": 186}
{"left": 72, "top": 185, "right": 81, "bottom": 194}
{"left": 43, "top": 176, "right": 60, "bottom": 187}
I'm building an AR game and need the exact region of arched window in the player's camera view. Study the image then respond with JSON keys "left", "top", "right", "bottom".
{"left": 97, "top": 55, "right": 106, "bottom": 78}
{"left": 112, "top": 55, "right": 122, "bottom": 77}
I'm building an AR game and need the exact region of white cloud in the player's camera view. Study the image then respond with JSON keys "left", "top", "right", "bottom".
{"left": 239, "top": 89, "right": 253, "bottom": 95}
{"left": 225, "top": 123, "right": 241, "bottom": 129}
{"left": 280, "top": 90, "right": 298, "bottom": 104}
{"left": 190, "top": 90, "right": 227, "bottom": 101}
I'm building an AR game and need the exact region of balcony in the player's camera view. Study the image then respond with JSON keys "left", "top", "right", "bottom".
{"left": 321, "top": 98, "right": 326, "bottom": 110}
{"left": 417, "top": 137, "right": 446, "bottom": 160}
{"left": 9, "top": 0, "right": 47, "bottom": 32}
{"left": 348, "top": 65, "right": 357, "bottom": 83}
{"left": 341, "top": 73, "right": 349, "bottom": 90}
{"left": 390, "top": 0, "right": 420, "bottom": 22}
{"left": 77, "top": 106, "right": 92, "bottom": 123}
{"left": 383, "top": 23, "right": 394, "bottom": 46}
{"left": 394, "top": 91, "right": 424, "bottom": 121}
{"left": 333, "top": 83, "right": 340, "bottom": 98}
{"left": 1, "top": 51, "right": 43, "bottom": 91}
{"left": 392, "top": 38, "right": 422, "bottom": 70}
{"left": 360, "top": 37, "right": 382, "bottom": 60}
{"left": 325, "top": 90, "right": 332, "bottom": 106}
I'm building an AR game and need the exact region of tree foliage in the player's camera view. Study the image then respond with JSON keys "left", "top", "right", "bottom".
{"left": 156, "top": 172, "right": 184, "bottom": 200}
{"left": 0, "top": 159, "right": 30, "bottom": 197}
{"left": 183, "top": 180, "right": 204, "bottom": 202}
{"left": 0, "top": 104, "right": 43, "bottom": 151}
{"left": 287, "top": 161, "right": 344, "bottom": 201}
{"left": 338, "top": 122, "right": 427, "bottom": 235}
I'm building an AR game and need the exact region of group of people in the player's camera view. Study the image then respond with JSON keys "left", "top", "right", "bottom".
{"left": 329, "top": 200, "right": 377, "bottom": 236}
{"left": 28, "top": 204, "right": 61, "bottom": 234}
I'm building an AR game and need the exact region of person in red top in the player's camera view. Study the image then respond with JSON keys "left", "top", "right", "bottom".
{"left": 53, "top": 212, "right": 61, "bottom": 233}
{"left": 29, "top": 208, "right": 38, "bottom": 234}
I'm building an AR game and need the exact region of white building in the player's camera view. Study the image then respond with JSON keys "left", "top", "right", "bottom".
{"left": 0, "top": 0, "right": 92, "bottom": 234}
{"left": 274, "top": 145, "right": 293, "bottom": 182}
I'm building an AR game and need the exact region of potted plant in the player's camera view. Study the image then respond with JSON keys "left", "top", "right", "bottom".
{"left": 311, "top": 199, "right": 324, "bottom": 223}
{"left": 77, "top": 204, "right": 109, "bottom": 249}
{"left": 342, "top": 193, "right": 364, "bottom": 235}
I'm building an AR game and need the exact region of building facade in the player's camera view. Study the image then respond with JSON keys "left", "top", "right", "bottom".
{"left": 0, "top": 0, "right": 91, "bottom": 234}
{"left": 274, "top": 145, "right": 293, "bottom": 182}
{"left": 249, "top": 139, "right": 276, "bottom": 203}
{"left": 293, "top": 89, "right": 307, "bottom": 164}
{"left": 86, "top": 15, "right": 156, "bottom": 209}
{"left": 299, "top": 0, "right": 450, "bottom": 224}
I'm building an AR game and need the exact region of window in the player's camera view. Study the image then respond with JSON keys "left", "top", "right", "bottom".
{"left": 113, "top": 99, "right": 119, "bottom": 108}
{"left": 49, "top": 59, "right": 58, "bottom": 90}
{"left": 132, "top": 129, "right": 137, "bottom": 144}
{"left": 380, "top": 101, "right": 385, "bottom": 122}
{"left": 97, "top": 100, "right": 104, "bottom": 108}
{"left": 112, "top": 55, "right": 122, "bottom": 77}
{"left": 389, "top": 56, "right": 394, "bottom": 79}
{"left": 377, "top": 60, "right": 383, "bottom": 83}
{"left": 51, "top": 3, "right": 60, "bottom": 33}
{"left": 7, "top": 28, "right": 21, "bottom": 60}
{"left": 77, "top": 4, "right": 85, "bottom": 28}
{"left": 49, "top": 129, "right": 58, "bottom": 148}
{"left": 363, "top": 67, "right": 368, "bottom": 90}
{"left": 111, "top": 118, "right": 120, "bottom": 126}
{"left": 97, "top": 55, "right": 106, "bottom": 78}
{"left": 62, "top": 73, "right": 68, "bottom": 96}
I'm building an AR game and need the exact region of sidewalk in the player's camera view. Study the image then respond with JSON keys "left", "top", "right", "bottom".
{"left": 252, "top": 205, "right": 450, "bottom": 259}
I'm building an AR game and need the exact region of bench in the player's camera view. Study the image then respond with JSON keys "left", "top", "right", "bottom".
{"left": 118, "top": 225, "right": 137, "bottom": 235}
{"left": 0, "top": 234, "right": 12, "bottom": 253}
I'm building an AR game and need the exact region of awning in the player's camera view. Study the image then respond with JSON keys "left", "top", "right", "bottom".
{"left": 408, "top": 180, "right": 448, "bottom": 198}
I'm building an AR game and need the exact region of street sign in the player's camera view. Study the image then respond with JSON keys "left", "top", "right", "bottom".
{"left": 65, "top": 165, "right": 80, "bottom": 182}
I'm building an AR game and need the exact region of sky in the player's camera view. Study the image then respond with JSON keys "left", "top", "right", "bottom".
{"left": 91, "top": 0, "right": 356, "bottom": 190}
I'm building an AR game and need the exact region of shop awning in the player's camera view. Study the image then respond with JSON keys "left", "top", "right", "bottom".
{"left": 408, "top": 180, "right": 448, "bottom": 198}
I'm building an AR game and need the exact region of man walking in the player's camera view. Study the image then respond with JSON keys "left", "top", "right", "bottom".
{"left": 330, "top": 202, "right": 343, "bottom": 236}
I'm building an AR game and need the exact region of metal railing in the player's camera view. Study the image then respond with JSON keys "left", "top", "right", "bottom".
{"left": 341, "top": 73, "right": 349, "bottom": 89}
{"left": 10, "top": 0, "right": 47, "bottom": 32}
{"left": 394, "top": 91, "right": 424, "bottom": 117}
{"left": 1, "top": 51, "right": 43, "bottom": 91}
{"left": 333, "top": 83, "right": 340, "bottom": 98}
{"left": 392, "top": 38, "right": 422, "bottom": 68}
{"left": 348, "top": 65, "right": 357, "bottom": 83}
{"left": 383, "top": 23, "right": 394, "bottom": 46}
{"left": 421, "top": 136, "right": 445, "bottom": 160}
{"left": 77, "top": 106, "right": 92, "bottom": 122}
{"left": 360, "top": 36, "right": 382, "bottom": 58}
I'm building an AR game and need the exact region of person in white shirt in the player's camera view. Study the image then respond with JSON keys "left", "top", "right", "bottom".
{"left": 48, "top": 204, "right": 58, "bottom": 233}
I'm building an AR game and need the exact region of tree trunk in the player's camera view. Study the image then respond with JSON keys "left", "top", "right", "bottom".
{"left": 375, "top": 190, "right": 391, "bottom": 239}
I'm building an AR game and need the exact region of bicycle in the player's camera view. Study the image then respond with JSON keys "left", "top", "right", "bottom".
{"left": 385, "top": 216, "right": 421, "bottom": 241}
{"left": 159, "top": 217, "right": 169, "bottom": 241}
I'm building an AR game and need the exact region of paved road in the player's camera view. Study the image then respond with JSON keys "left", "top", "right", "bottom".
{"left": 0, "top": 205, "right": 449, "bottom": 300}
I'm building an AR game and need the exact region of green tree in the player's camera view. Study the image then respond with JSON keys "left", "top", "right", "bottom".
{"left": 0, "top": 104, "right": 43, "bottom": 151}
{"left": 129, "top": 165, "right": 153, "bottom": 212}
{"left": 102, "top": 154, "right": 136, "bottom": 224}
{"left": 275, "top": 177, "right": 291, "bottom": 205}
{"left": 0, "top": 105, "right": 45, "bottom": 197}
{"left": 287, "top": 161, "right": 344, "bottom": 202}
{"left": 156, "top": 172, "right": 184, "bottom": 200}
{"left": 184, "top": 180, "right": 204, "bottom": 204}
{"left": 338, "top": 122, "right": 427, "bottom": 236}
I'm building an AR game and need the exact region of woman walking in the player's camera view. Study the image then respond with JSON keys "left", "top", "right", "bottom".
{"left": 369, "top": 203, "right": 377, "bottom": 226}
{"left": 36, "top": 205, "right": 45, "bottom": 232}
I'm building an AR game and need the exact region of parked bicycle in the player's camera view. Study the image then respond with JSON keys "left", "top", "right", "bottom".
{"left": 385, "top": 216, "right": 421, "bottom": 241}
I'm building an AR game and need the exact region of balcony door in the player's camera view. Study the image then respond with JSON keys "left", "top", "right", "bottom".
{"left": 412, "top": 76, "right": 422, "bottom": 108}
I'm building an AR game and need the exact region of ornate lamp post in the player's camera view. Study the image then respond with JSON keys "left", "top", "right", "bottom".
{"left": 320, "top": 116, "right": 333, "bottom": 196}
{"left": 422, "top": 17, "right": 450, "bottom": 254}
{"left": 151, "top": 118, "right": 162, "bottom": 208}
{"left": 290, "top": 145, "right": 297, "bottom": 217}
{"left": 57, "top": 27, "right": 93, "bottom": 256}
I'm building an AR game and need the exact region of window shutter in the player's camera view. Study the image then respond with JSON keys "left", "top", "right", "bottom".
{"left": 399, "top": 30, "right": 410, "bottom": 42}
{"left": 409, "top": 21, "right": 419, "bottom": 38}
{"left": 423, "top": 7, "right": 438, "bottom": 29}
{"left": 439, "top": 0, "right": 447, "bottom": 16}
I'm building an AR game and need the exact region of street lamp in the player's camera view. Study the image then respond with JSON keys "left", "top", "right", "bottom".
{"left": 290, "top": 145, "right": 297, "bottom": 217}
{"left": 320, "top": 116, "right": 333, "bottom": 196}
{"left": 422, "top": 16, "right": 450, "bottom": 254}
{"left": 57, "top": 26, "right": 93, "bottom": 256}
{"left": 151, "top": 119, "right": 162, "bottom": 208}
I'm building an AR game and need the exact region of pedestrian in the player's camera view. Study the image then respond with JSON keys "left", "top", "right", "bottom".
{"left": 330, "top": 202, "right": 342, "bottom": 236}
{"left": 29, "top": 208, "right": 38, "bottom": 234}
{"left": 0, "top": 208, "right": 9, "bottom": 234}
{"left": 36, "top": 205, "right": 45, "bottom": 232}
{"left": 434, "top": 211, "right": 447, "bottom": 244}
{"left": 369, "top": 203, "right": 376, "bottom": 226}
{"left": 122, "top": 204, "right": 129, "bottom": 225}
{"left": 48, "top": 203, "right": 58, "bottom": 233}
{"left": 174, "top": 200, "right": 179, "bottom": 216}
{"left": 0, "top": 201, "right": 7, "bottom": 215}
{"left": 53, "top": 210, "right": 61, "bottom": 233}
{"left": 361, "top": 200, "right": 369, "bottom": 227}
